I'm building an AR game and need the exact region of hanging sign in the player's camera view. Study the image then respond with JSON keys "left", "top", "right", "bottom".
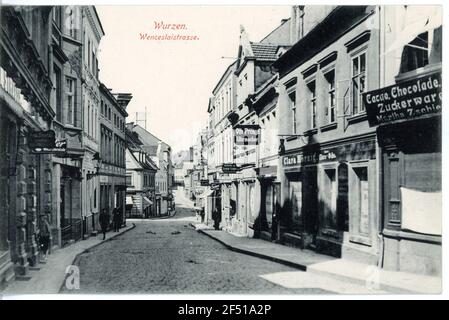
{"left": 363, "top": 72, "right": 442, "bottom": 126}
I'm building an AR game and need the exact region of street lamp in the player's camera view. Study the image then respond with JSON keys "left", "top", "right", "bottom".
{"left": 87, "top": 152, "right": 102, "bottom": 179}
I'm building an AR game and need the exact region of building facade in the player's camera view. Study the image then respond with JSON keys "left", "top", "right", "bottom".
{"left": 367, "top": 6, "right": 442, "bottom": 276}
{"left": 0, "top": 6, "right": 55, "bottom": 286}
{"left": 99, "top": 84, "right": 130, "bottom": 228}
{"left": 80, "top": 6, "right": 104, "bottom": 236}
{"left": 272, "top": 5, "right": 441, "bottom": 275}
{"left": 125, "top": 133, "right": 157, "bottom": 218}
{"left": 50, "top": 5, "right": 85, "bottom": 248}
{"left": 127, "top": 123, "right": 174, "bottom": 216}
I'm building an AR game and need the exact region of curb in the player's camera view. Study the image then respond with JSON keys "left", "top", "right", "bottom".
{"left": 58, "top": 223, "right": 136, "bottom": 293}
{"left": 195, "top": 227, "right": 435, "bottom": 294}
{"left": 196, "top": 228, "right": 307, "bottom": 272}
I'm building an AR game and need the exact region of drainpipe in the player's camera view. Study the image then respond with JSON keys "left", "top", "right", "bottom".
{"left": 377, "top": 4, "right": 385, "bottom": 268}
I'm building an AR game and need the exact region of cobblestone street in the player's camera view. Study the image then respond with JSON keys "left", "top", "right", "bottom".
{"left": 60, "top": 189, "right": 333, "bottom": 294}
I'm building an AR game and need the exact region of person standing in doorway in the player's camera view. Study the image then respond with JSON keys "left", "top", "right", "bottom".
{"left": 112, "top": 207, "right": 119, "bottom": 232}
{"left": 113, "top": 206, "right": 121, "bottom": 232}
{"left": 99, "top": 208, "right": 110, "bottom": 240}
{"left": 212, "top": 208, "right": 220, "bottom": 230}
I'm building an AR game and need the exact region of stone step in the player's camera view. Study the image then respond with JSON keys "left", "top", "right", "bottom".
{"left": 0, "top": 253, "right": 15, "bottom": 290}
{"left": 0, "top": 250, "right": 11, "bottom": 266}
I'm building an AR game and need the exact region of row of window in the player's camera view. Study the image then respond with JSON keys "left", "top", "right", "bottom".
{"left": 101, "top": 99, "right": 126, "bottom": 132}
{"left": 143, "top": 174, "right": 155, "bottom": 188}
{"left": 211, "top": 81, "right": 233, "bottom": 126}
{"left": 288, "top": 50, "right": 367, "bottom": 134}
{"left": 100, "top": 129, "right": 126, "bottom": 167}
{"left": 156, "top": 181, "right": 168, "bottom": 193}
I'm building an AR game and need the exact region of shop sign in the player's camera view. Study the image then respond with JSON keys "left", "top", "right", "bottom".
{"left": 283, "top": 141, "right": 375, "bottom": 167}
{"left": 200, "top": 179, "right": 209, "bottom": 186}
{"left": 363, "top": 72, "right": 442, "bottom": 126}
{"left": 234, "top": 125, "right": 260, "bottom": 146}
{"left": 29, "top": 130, "right": 67, "bottom": 154}
{"left": 222, "top": 163, "right": 241, "bottom": 174}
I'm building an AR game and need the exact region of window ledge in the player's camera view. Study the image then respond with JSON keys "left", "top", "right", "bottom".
{"left": 347, "top": 112, "right": 368, "bottom": 125}
{"left": 320, "top": 122, "right": 337, "bottom": 132}
{"left": 304, "top": 128, "right": 318, "bottom": 136}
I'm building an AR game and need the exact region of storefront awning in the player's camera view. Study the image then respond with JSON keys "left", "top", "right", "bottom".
{"left": 143, "top": 196, "right": 153, "bottom": 208}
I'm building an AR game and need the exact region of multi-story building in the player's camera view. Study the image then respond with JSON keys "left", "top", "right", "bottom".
{"left": 50, "top": 5, "right": 85, "bottom": 247}
{"left": 205, "top": 61, "right": 237, "bottom": 227}
{"left": 127, "top": 123, "right": 174, "bottom": 216}
{"left": 273, "top": 5, "right": 441, "bottom": 276}
{"left": 99, "top": 83, "right": 130, "bottom": 228}
{"left": 125, "top": 128, "right": 157, "bottom": 218}
{"left": 0, "top": 6, "right": 55, "bottom": 286}
{"left": 80, "top": 6, "right": 104, "bottom": 236}
{"left": 221, "top": 23, "right": 291, "bottom": 236}
{"left": 274, "top": 5, "right": 381, "bottom": 260}
{"left": 365, "top": 6, "right": 442, "bottom": 276}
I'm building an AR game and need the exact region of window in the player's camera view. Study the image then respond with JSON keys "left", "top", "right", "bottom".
{"left": 66, "top": 6, "right": 78, "bottom": 39}
{"left": 126, "top": 175, "right": 132, "bottom": 186}
{"left": 52, "top": 7, "right": 61, "bottom": 29}
{"left": 325, "top": 70, "right": 336, "bottom": 123}
{"left": 308, "top": 81, "right": 317, "bottom": 128}
{"left": 351, "top": 52, "right": 366, "bottom": 114}
{"left": 93, "top": 187, "right": 97, "bottom": 209}
{"left": 66, "top": 77, "right": 75, "bottom": 125}
{"left": 323, "top": 168, "right": 337, "bottom": 230}
{"left": 288, "top": 91, "right": 297, "bottom": 134}
{"left": 87, "top": 39, "right": 91, "bottom": 69}
{"left": 53, "top": 65, "right": 62, "bottom": 122}
{"left": 354, "top": 167, "right": 369, "bottom": 235}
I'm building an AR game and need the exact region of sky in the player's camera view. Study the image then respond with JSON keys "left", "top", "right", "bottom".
{"left": 96, "top": 5, "right": 291, "bottom": 153}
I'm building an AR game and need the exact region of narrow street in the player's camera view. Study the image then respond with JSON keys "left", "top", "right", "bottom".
{"left": 60, "top": 188, "right": 333, "bottom": 294}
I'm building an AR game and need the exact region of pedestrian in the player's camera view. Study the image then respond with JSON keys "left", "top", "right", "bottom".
{"left": 113, "top": 206, "right": 121, "bottom": 232}
{"left": 38, "top": 220, "right": 51, "bottom": 262}
{"left": 200, "top": 207, "right": 205, "bottom": 223}
{"left": 212, "top": 208, "right": 220, "bottom": 230}
{"left": 99, "top": 208, "right": 110, "bottom": 240}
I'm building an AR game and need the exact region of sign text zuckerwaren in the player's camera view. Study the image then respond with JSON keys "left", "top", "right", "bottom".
{"left": 363, "top": 72, "right": 441, "bottom": 126}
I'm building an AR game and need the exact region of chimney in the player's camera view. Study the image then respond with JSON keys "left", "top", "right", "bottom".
{"left": 290, "top": 5, "right": 304, "bottom": 44}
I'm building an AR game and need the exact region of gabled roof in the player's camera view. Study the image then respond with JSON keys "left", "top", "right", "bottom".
{"left": 212, "top": 60, "right": 237, "bottom": 95}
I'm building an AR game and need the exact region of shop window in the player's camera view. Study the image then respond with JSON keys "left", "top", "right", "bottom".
{"left": 323, "top": 168, "right": 337, "bottom": 230}
{"left": 354, "top": 167, "right": 369, "bottom": 235}
{"left": 307, "top": 80, "right": 317, "bottom": 128}
{"left": 325, "top": 70, "right": 336, "bottom": 123}
{"left": 289, "top": 178, "right": 302, "bottom": 231}
{"left": 351, "top": 51, "right": 366, "bottom": 115}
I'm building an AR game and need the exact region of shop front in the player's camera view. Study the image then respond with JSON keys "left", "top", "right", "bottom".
{"left": 280, "top": 138, "right": 378, "bottom": 262}
{"left": 256, "top": 165, "right": 279, "bottom": 241}
{"left": 364, "top": 68, "right": 442, "bottom": 276}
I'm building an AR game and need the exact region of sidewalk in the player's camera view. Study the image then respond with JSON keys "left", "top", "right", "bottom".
{"left": 193, "top": 223, "right": 441, "bottom": 294}
{"left": 1, "top": 224, "right": 135, "bottom": 296}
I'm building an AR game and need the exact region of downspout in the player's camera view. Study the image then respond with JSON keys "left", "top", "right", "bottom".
{"left": 376, "top": 5, "right": 385, "bottom": 269}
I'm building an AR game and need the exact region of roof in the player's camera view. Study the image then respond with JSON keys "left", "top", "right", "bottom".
{"left": 212, "top": 60, "right": 237, "bottom": 95}
{"left": 249, "top": 43, "right": 279, "bottom": 61}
